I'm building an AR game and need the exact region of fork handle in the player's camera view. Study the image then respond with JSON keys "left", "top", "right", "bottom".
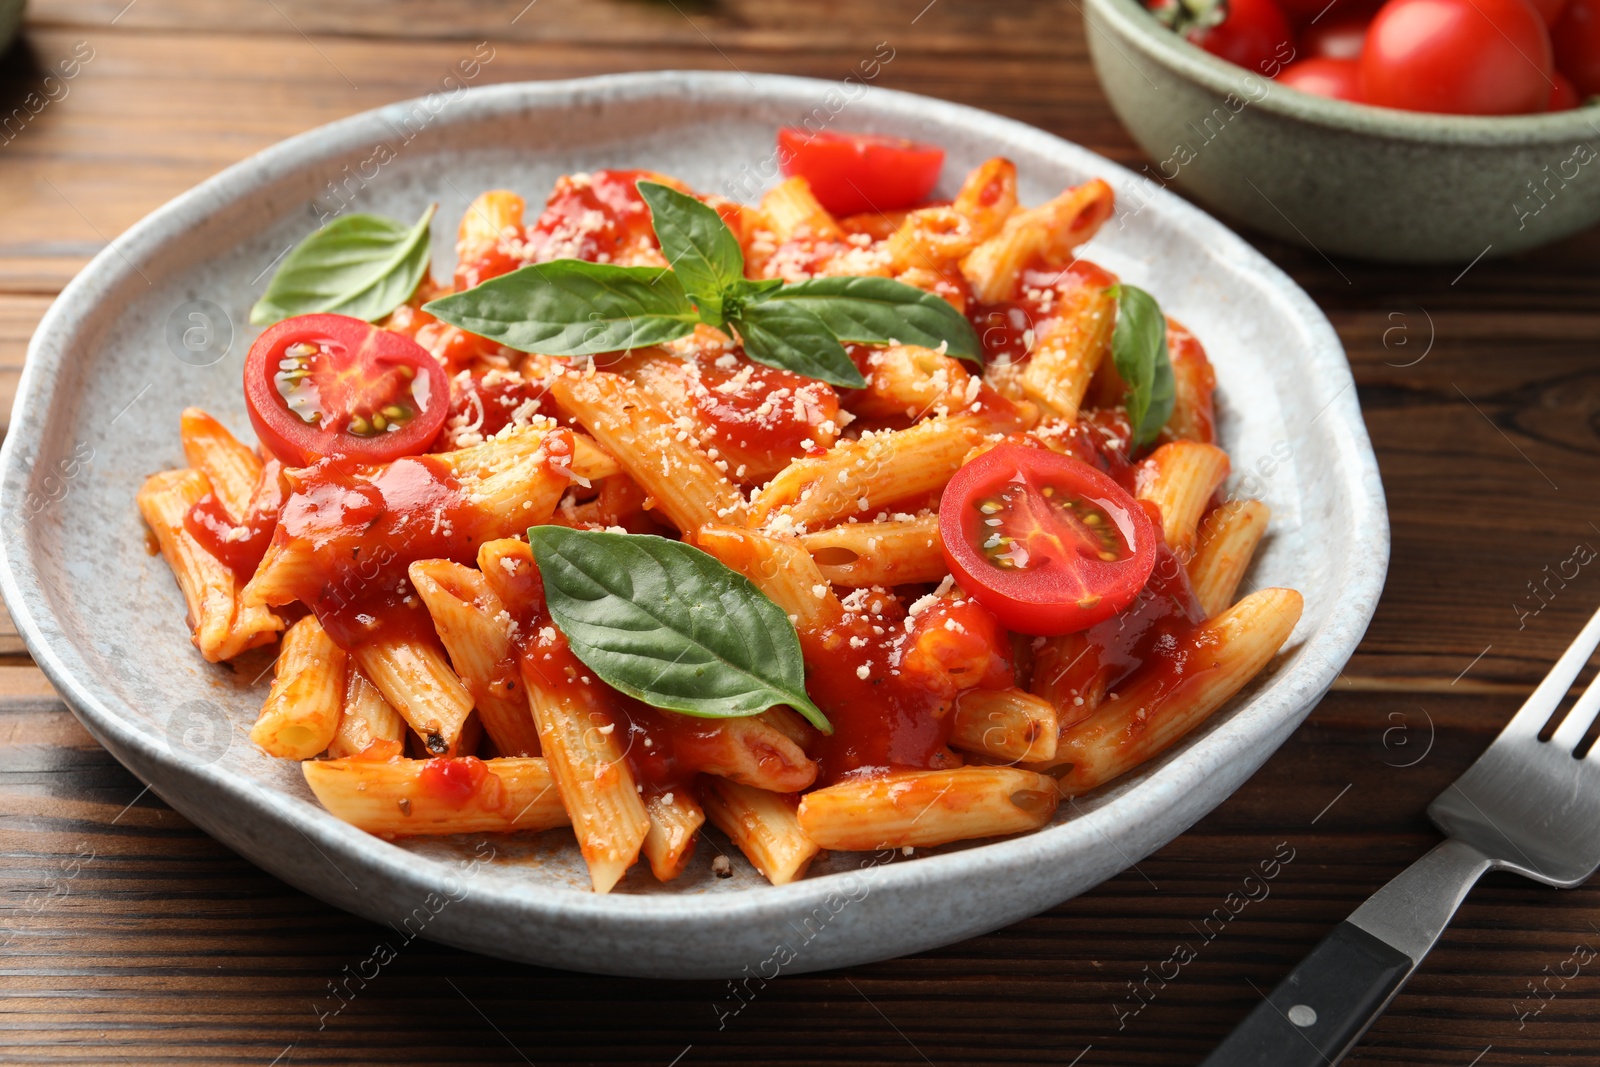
{"left": 1201, "top": 839, "right": 1493, "bottom": 1066}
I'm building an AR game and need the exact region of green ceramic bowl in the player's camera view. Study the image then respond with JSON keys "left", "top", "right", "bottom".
{"left": 1083, "top": 0, "right": 1600, "bottom": 263}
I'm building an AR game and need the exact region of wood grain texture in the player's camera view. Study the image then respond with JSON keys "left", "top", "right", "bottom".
{"left": 1, "top": 0, "right": 1598, "bottom": 1062}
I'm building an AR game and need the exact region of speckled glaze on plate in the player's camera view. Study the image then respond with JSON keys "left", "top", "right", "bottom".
{"left": 0, "top": 72, "right": 1386, "bottom": 978}
{"left": 1084, "top": 0, "right": 1600, "bottom": 264}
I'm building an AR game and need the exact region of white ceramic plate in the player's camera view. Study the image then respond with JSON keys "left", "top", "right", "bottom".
{"left": 0, "top": 73, "right": 1386, "bottom": 978}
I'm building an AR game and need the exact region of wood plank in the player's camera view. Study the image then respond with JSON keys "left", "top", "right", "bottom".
{"left": 3, "top": 689, "right": 1594, "bottom": 1065}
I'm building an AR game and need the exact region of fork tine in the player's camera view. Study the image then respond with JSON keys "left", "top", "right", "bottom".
{"left": 1504, "top": 603, "right": 1600, "bottom": 739}
{"left": 1551, "top": 653, "right": 1600, "bottom": 753}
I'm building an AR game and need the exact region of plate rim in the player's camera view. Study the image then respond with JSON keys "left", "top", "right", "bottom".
{"left": 0, "top": 70, "right": 1389, "bottom": 935}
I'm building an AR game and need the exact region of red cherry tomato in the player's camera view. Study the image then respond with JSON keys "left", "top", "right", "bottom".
{"left": 1278, "top": 56, "right": 1365, "bottom": 100}
{"left": 938, "top": 444, "right": 1159, "bottom": 636}
{"left": 1188, "top": 0, "right": 1296, "bottom": 72}
{"left": 1530, "top": 0, "right": 1571, "bottom": 23}
{"left": 1549, "top": 70, "right": 1582, "bottom": 109}
{"left": 1359, "top": 0, "right": 1554, "bottom": 115}
{"left": 776, "top": 129, "right": 944, "bottom": 217}
{"left": 244, "top": 314, "right": 449, "bottom": 466}
{"left": 1555, "top": 0, "right": 1600, "bottom": 95}
{"left": 1302, "top": 13, "right": 1371, "bottom": 58}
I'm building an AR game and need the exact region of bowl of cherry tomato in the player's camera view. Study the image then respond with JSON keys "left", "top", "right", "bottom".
{"left": 1083, "top": 0, "right": 1600, "bottom": 262}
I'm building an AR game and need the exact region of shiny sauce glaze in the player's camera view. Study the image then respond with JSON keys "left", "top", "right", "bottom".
{"left": 184, "top": 458, "right": 286, "bottom": 578}
{"left": 687, "top": 350, "right": 840, "bottom": 478}
{"left": 804, "top": 590, "right": 1015, "bottom": 785}
{"left": 431, "top": 368, "right": 564, "bottom": 451}
{"left": 967, "top": 260, "right": 1119, "bottom": 366}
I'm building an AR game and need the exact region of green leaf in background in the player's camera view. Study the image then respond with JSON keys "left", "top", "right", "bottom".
{"left": 1108, "top": 283, "right": 1175, "bottom": 448}
{"left": 636, "top": 180, "right": 745, "bottom": 322}
{"left": 423, "top": 259, "right": 700, "bottom": 355}
{"left": 731, "top": 300, "right": 866, "bottom": 389}
{"left": 250, "top": 205, "right": 436, "bottom": 326}
{"left": 757, "top": 275, "right": 982, "bottom": 362}
{"left": 526, "top": 527, "right": 832, "bottom": 733}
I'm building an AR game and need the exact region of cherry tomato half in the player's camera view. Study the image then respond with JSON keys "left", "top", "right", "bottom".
{"left": 244, "top": 314, "right": 449, "bottom": 466}
{"left": 1187, "top": 0, "right": 1296, "bottom": 73}
{"left": 1279, "top": 57, "right": 1365, "bottom": 101}
{"left": 1555, "top": 0, "right": 1600, "bottom": 95}
{"left": 939, "top": 444, "right": 1159, "bottom": 636}
{"left": 776, "top": 129, "right": 945, "bottom": 217}
{"left": 1359, "top": 0, "right": 1554, "bottom": 115}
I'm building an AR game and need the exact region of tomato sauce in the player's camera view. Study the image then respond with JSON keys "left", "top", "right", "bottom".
{"left": 432, "top": 370, "right": 563, "bottom": 450}
{"left": 524, "top": 168, "right": 660, "bottom": 264}
{"left": 688, "top": 351, "right": 840, "bottom": 478}
{"left": 183, "top": 458, "right": 286, "bottom": 578}
{"left": 967, "top": 259, "right": 1118, "bottom": 366}
{"left": 805, "top": 593, "right": 1014, "bottom": 784}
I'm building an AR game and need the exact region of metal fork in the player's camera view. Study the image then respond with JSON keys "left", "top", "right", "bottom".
{"left": 1203, "top": 604, "right": 1600, "bottom": 1066}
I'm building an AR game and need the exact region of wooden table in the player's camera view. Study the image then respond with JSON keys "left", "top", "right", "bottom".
{"left": 3, "top": 2, "right": 1599, "bottom": 1063}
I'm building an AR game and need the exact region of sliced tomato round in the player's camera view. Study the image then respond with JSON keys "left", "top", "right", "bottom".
{"left": 244, "top": 313, "right": 449, "bottom": 466}
{"left": 939, "top": 444, "right": 1159, "bottom": 636}
{"left": 776, "top": 129, "right": 945, "bottom": 217}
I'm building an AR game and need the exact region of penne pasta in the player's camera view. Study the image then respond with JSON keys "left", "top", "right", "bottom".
{"left": 250, "top": 614, "right": 346, "bottom": 760}
{"left": 701, "top": 777, "right": 819, "bottom": 886}
{"left": 1135, "top": 441, "right": 1231, "bottom": 555}
{"left": 302, "top": 756, "right": 569, "bottom": 836}
{"left": 885, "top": 158, "right": 1018, "bottom": 273}
{"left": 690, "top": 715, "right": 817, "bottom": 793}
{"left": 800, "top": 514, "right": 947, "bottom": 588}
{"left": 1017, "top": 284, "right": 1116, "bottom": 422}
{"left": 137, "top": 468, "right": 282, "bottom": 662}
{"left": 1040, "top": 587, "right": 1303, "bottom": 795}
{"left": 549, "top": 370, "right": 746, "bottom": 532}
{"left": 694, "top": 525, "right": 844, "bottom": 633}
{"left": 950, "top": 688, "right": 1060, "bottom": 764}
{"left": 748, "top": 415, "right": 988, "bottom": 531}
{"left": 961, "top": 179, "right": 1115, "bottom": 303}
{"left": 328, "top": 666, "right": 407, "bottom": 760}
{"left": 642, "top": 790, "right": 706, "bottom": 883}
{"left": 797, "top": 767, "right": 1059, "bottom": 850}
{"left": 180, "top": 407, "right": 262, "bottom": 522}
{"left": 409, "top": 558, "right": 542, "bottom": 757}
{"left": 352, "top": 633, "right": 477, "bottom": 758}
{"left": 759, "top": 176, "right": 843, "bottom": 241}
{"left": 1189, "top": 500, "right": 1271, "bottom": 617}
{"left": 457, "top": 189, "right": 525, "bottom": 257}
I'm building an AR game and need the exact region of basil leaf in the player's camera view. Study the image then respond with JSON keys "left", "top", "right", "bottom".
{"left": 1109, "top": 284, "right": 1175, "bottom": 448}
{"left": 250, "top": 205, "right": 436, "bottom": 326}
{"left": 636, "top": 180, "right": 744, "bottom": 321}
{"left": 423, "top": 260, "right": 699, "bottom": 355}
{"left": 731, "top": 301, "right": 867, "bottom": 389}
{"left": 526, "top": 527, "right": 831, "bottom": 733}
{"left": 757, "top": 275, "right": 981, "bottom": 362}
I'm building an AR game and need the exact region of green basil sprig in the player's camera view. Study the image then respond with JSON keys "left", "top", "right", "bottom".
{"left": 1108, "top": 284, "right": 1175, "bottom": 448}
{"left": 526, "top": 526, "right": 832, "bottom": 733}
{"left": 251, "top": 205, "right": 436, "bottom": 326}
{"left": 423, "top": 180, "right": 980, "bottom": 389}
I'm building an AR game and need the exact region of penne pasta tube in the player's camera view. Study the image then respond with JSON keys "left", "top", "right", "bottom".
{"left": 180, "top": 408, "right": 262, "bottom": 522}
{"left": 701, "top": 777, "right": 819, "bottom": 886}
{"left": 1042, "top": 587, "right": 1303, "bottom": 795}
{"left": 549, "top": 370, "right": 746, "bottom": 532}
{"left": 759, "top": 176, "right": 843, "bottom": 241}
{"left": 797, "top": 767, "right": 1059, "bottom": 851}
{"left": 848, "top": 344, "right": 978, "bottom": 423}
{"left": 1135, "top": 441, "right": 1231, "bottom": 555}
{"left": 1165, "top": 322, "right": 1217, "bottom": 445}
{"left": 250, "top": 614, "right": 346, "bottom": 760}
{"left": 1017, "top": 284, "right": 1116, "bottom": 422}
{"left": 138, "top": 468, "right": 282, "bottom": 662}
{"left": 800, "top": 514, "right": 948, "bottom": 588}
{"left": 409, "top": 558, "right": 542, "bottom": 757}
{"left": 748, "top": 415, "right": 989, "bottom": 531}
{"left": 692, "top": 715, "right": 817, "bottom": 793}
{"left": 885, "top": 158, "right": 1018, "bottom": 273}
{"left": 950, "top": 688, "right": 1059, "bottom": 764}
{"left": 328, "top": 666, "right": 407, "bottom": 760}
{"left": 1029, "top": 632, "right": 1104, "bottom": 730}
{"left": 353, "top": 633, "right": 477, "bottom": 757}
{"left": 642, "top": 790, "right": 706, "bottom": 883}
{"left": 303, "top": 756, "right": 569, "bottom": 836}
{"left": 1188, "top": 500, "right": 1271, "bottom": 618}
{"left": 961, "top": 179, "right": 1115, "bottom": 303}
{"left": 457, "top": 189, "right": 525, "bottom": 255}
{"left": 693, "top": 525, "right": 844, "bottom": 633}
